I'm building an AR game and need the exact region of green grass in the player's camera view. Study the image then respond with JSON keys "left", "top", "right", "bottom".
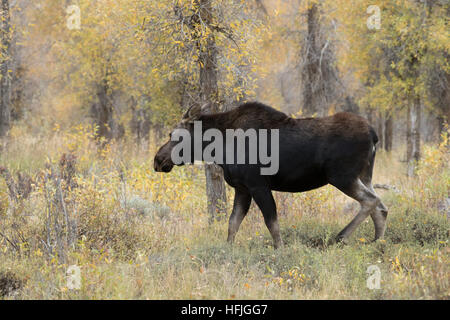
{"left": 0, "top": 130, "right": 448, "bottom": 299}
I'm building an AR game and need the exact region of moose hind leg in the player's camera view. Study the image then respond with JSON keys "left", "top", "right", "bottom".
{"left": 361, "top": 180, "right": 388, "bottom": 240}
{"left": 360, "top": 172, "right": 389, "bottom": 240}
{"left": 250, "top": 187, "right": 283, "bottom": 249}
{"left": 370, "top": 199, "right": 388, "bottom": 240}
{"left": 359, "top": 150, "right": 389, "bottom": 240}
{"left": 227, "top": 188, "right": 252, "bottom": 244}
{"left": 335, "top": 179, "right": 380, "bottom": 242}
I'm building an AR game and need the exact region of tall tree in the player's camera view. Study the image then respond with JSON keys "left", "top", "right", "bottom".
{"left": 384, "top": 114, "right": 393, "bottom": 151}
{"left": 143, "top": 0, "right": 262, "bottom": 220}
{"left": 302, "top": 2, "right": 319, "bottom": 116}
{"left": 197, "top": 0, "right": 227, "bottom": 221}
{"left": 406, "top": 96, "right": 421, "bottom": 176}
{"left": 298, "top": 0, "right": 341, "bottom": 116}
{"left": 0, "top": 0, "right": 11, "bottom": 136}
{"left": 335, "top": 0, "right": 449, "bottom": 175}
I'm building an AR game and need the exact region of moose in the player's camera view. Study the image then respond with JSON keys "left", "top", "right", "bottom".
{"left": 154, "top": 102, "right": 388, "bottom": 248}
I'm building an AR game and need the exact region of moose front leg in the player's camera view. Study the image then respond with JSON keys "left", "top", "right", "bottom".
{"left": 250, "top": 187, "right": 283, "bottom": 249}
{"left": 227, "top": 188, "right": 252, "bottom": 244}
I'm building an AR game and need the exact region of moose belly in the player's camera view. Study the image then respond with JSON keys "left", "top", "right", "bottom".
{"left": 268, "top": 164, "right": 328, "bottom": 193}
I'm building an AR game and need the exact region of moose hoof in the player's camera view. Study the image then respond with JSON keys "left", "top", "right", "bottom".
{"left": 273, "top": 240, "right": 284, "bottom": 249}
{"left": 335, "top": 234, "right": 348, "bottom": 245}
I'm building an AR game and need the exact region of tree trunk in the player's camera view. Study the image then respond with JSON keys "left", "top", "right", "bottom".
{"left": 406, "top": 97, "right": 421, "bottom": 177}
{"left": 377, "top": 113, "right": 384, "bottom": 150}
{"left": 0, "top": 0, "right": 11, "bottom": 136}
{"left": 199, "top": 0, "right": 227, "bottom": 222}
{"left": 384, "top": 114, "right": 393, "bottom": 151}
{"left": 302, "top": 3, "right": 319, "bottom": 116}
{"left": 300, "top": 1, "right": 339, "bottom": 117}
{"left": 91, "top": 80, "right": 115, "bottom": 139}
{"left": 366, "top": 108, "right": 374, "bottom": 126}
{"left": 341, "top": 96, "right": 360, "bottom": 115}
{"left": 130, "top": 96, "right": 151, "bottom": 142}
{"left": 90, "top": 77, "right": 124, "bottom": 140}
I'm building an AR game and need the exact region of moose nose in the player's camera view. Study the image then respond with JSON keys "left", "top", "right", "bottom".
{"left": 154, "top": 156, "right": 162, "bottom": 171}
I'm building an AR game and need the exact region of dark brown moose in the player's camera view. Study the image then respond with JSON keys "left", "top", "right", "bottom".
{"left": 154, "top": 102, "right": 388, "bottom": 249}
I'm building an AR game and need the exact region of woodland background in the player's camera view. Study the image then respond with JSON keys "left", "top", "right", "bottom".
{"left": 0, "top": 0, "right": 448, "bottom": 299}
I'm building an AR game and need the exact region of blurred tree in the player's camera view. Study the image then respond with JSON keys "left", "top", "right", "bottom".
{"left": 297, "top": 0, "right": 341, "bottom": 116}
{"left": 335, "top": 0, "right": 449, "bottom": 175}
{"left": 0, "top": 0, "right": 11, "bottom": 136}
{"left": 26, "top": 0, "right": 263, "bottom": 219}
{"left": 197, "top": 0, "right": 227, "bottom": 222}
{"left": 140, "top": 0, "right": 263, "bottom": 220}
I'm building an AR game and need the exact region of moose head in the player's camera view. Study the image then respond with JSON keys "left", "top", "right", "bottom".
{"left": 153, "top": 103, "right": 209, "bottom": 172}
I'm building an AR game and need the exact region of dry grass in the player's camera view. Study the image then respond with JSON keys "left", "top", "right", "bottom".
{"left": 0, "top": 125, "right": 448, "bottom": 299}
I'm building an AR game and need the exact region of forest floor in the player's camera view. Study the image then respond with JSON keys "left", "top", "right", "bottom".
{"left": 0, "top": 127, "right": 448, "bottom": 299}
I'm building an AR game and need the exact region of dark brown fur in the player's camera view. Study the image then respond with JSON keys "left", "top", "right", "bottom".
{"left": 155, "top": 102, "right": 388, "bottom": 248}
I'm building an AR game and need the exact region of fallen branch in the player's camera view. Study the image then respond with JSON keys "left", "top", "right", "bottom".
{"left": 374, "top": 183, "right": 400, "bottom": 193}
{"left": 0, "top": 231, "right": 19, "bottom": 252}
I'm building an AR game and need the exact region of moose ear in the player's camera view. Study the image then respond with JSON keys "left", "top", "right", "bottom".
{"left": 200, "top": 102, "right": 210, "bottom": 112}
{"left": 182, "top": 103, "right": 209, "bottom": 122}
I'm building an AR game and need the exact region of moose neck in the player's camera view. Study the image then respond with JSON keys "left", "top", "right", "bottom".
{"left": 188, "top": 112, "right": 235, "bottom": 167}
{"left": 197, "top": 111, "right": 237, "bottom": 133}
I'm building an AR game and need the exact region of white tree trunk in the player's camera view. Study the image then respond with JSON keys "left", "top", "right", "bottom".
{"left": 407, "top": 97, "right": 421, "bottom": 177}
